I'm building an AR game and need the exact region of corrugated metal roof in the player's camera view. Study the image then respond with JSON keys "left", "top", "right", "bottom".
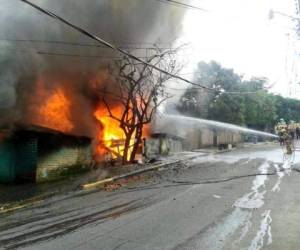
{"left": 13, "top": 123, "right": 92, "bottom": 140}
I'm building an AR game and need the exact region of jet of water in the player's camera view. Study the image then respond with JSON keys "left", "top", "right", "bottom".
{"left": 163, "top": 114, "right": 278, "bottom": 138}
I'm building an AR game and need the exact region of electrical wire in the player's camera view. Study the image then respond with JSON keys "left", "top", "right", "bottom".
{"left": 165, "top": 77, "right": 279, "bottom": 94}
{"left": 163, "top": 172, "right": 278, "bottom": 185}
{"left": 164, "top": 86, "right": 265, "bottom": 95}
{"left": 154, "top": 0, "right": 208, "bottom": 12}
{"left": 1, "top": 47, "right": 191, "bottom": 60}
{"left": 117, "top": 170, "right": 296, "bottom": 194}
{"left": 0, "top": 47, "right": 145, "bottom": 59}
{"left": 0, "top": 38, "right": 174, "bottom": 50}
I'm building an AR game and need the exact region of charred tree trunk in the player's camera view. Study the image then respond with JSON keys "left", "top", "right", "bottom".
{"left": 101, "top": 47, "right": 181, "bottom": 166}
{"left": 130, "top": 124, "right": 143, "bottom": 163}
{"left": 122, "top": 130, "right": 133, "bottom": 164}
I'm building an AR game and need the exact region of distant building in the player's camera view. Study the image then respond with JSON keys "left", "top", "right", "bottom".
{"left": 144, "top": 133, "right": 184, "bottom": 159}
{"left": 0, "top": 125, "right": 92, "bottom": 183}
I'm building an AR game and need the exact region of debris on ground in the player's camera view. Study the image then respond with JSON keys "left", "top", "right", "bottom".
{"left": 104, "top": 175, "right": 145, "bottom": 192}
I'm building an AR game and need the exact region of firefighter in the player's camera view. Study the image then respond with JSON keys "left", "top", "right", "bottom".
{"left": 296, "top": 125, "right": 300, "bottom": 139}
{"left": 275, "top": 119, "right": 294, "bottom": 154}
{"left": 275, "top": 119, "right": 287, "bottom": 146}
{"left": 282, "top": 127, "right": 293, "bottom": 154}
{"left": 288, "top": 120, "right": 296, "bottom": 139}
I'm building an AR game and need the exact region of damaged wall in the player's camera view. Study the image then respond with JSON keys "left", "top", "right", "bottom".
{"left": 0, "top": 128, "right": 93, "bottom": 183}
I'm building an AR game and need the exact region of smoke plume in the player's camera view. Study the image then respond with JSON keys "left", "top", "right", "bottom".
{"left": 0, "top": 0, "right": 186, "bottom": 135}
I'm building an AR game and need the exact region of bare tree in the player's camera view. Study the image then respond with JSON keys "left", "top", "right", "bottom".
{"left": 101, "top": 48, "right": 181, "bottom": 164}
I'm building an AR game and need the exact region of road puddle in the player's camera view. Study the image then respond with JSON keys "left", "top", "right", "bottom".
{"left": 248, "top": 210, "right": 272, "bottom": 250}
{"left": 176, "top": 157, "right": 294, "bottom": 250}
{"left": 196, "top": 208, "right": 251, "bottom": 250}
{"left": 271, "top": 164, "right": 284, "bottom": 192}
{"left": 243, "top": 160, "right": 291, "bottom": 250}
{"left": 239, "top": 212, "right": 252, "bottom": 241}
{"left": 234, "top": 162, "right": 270, "bottom": 209}
{"left": 199, "top": 160, "right": 291, "bottom": 250}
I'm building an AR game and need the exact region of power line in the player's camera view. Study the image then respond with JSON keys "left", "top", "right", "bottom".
{"left": 154, "top": 0, "right": 208, "bottom": 12}
{"left": 20, "top": 0, "right": 216, "bottom": 92}
{"left": 1, "top": 47, "right": 159, "bottom": 59}
{"left": 165, "top": 86, "right": 262, "bottom": 94}
{"left": 36, "top": 51, "right": 164, "bottom": 59}
{"left": 0, "top": 38, "right": 175, "bottom": 50}
{"left": 221, "top": 91, "right": 264, "bottom": 95}
{"left": 1, "top": 46, "right": 192, "bottom": 60}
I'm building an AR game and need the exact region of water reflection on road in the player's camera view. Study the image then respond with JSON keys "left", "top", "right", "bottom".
{"left": 197, "top": 144, "right": 299, "bottom": 250}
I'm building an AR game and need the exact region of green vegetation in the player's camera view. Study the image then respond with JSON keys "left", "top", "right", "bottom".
{"left": 177, "top": 61, "right": 300, "bottom": 132}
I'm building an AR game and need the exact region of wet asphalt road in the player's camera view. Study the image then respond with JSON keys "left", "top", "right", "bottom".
{"left": 1, "top": 143, "right": 300, "bottom": 250}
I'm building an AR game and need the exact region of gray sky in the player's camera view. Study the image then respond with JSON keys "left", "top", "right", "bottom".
{"left": 177, "top": 0, "right": 300, "bottom": 98}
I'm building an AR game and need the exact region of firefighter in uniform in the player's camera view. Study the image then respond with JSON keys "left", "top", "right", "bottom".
{"left": 275, "top": 119, "right": 287, "bottom": 146}
{"left": 283, "top": 127, "right": 293, "bottom": 155}
{"left": 275, "top": 119, "right": 293, "bottom": 154}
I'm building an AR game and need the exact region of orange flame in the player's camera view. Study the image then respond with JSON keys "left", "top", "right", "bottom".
{"left": 30, "top": 79, "right": 73, "bottom": 133}
{"left": 94, "top": 104, "right": 151, "bottom": 162}
{"left": 94, "top": 105, "right": 131, "bottom": 160}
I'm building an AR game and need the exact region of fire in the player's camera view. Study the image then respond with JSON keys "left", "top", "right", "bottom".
{"left": 27, "top": 76, "right": 152, "bottom": 162}
{"left": 94, "top": 104, "right": 151, "bottom": 162}
{"left": 38, "top": 88, "right": 73, "bottom": 132}
{"left": 94, "top": 105, "right": 131, "bottom": 160}
{"left": 30, "top": 79, "right": 74, "bottom": 132}
{"left": 94, "top": 106, "right": 125, "bottom": 142}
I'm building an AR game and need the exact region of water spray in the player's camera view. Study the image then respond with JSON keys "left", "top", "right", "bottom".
{"left": 163, "top": 114, "right": 278, "bottom": 138}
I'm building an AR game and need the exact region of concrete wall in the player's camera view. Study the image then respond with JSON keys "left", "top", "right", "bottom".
{"left": 182, "top": 127, "right": 202, "bottom": 151}
{"left": 144, "top": 137, "right": 182, "bottom": 159}
{"left": 167, "top": 138, "right": 183, "bottom": 153}
{"left": 199, "top": 128, "right": 214, "bottom": 147}
{"left": 182, "top": 128, "right": 216, "bottom": 150}
{"left": 36, "top": 145, "right": 92, "bottom": 183}
{"left": 145, "top": 128, "right": 243, "bottom": 158}
{"left": 232, "top": 132, "right": 243, "bottom": 145}
{"left": 217, "top": 130, "right": 232, "bottom": 145}
{"left": 144, "top": 138, "right": 160, "bottom": 159}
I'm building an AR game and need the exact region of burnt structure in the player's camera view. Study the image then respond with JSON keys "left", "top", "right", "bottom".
{"left": 0, "top": 125, "right": 92, "bottom": 183}
{"left": 144, "top": 133, "right": 184, "bottom": 159}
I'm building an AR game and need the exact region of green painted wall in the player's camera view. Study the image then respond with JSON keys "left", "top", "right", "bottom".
{"left": 15, "top": 138, "right": 38, "bottom": 181}
{"left": 0, "top": 140, "right": 15, "bottom": 183}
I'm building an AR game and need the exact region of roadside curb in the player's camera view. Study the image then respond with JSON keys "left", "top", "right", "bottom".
{"left": 82, "top": 160, "right": 181, "bottom": 190}
{"left": 82, "top": 149, "right": 237, "bottom": 190}
{"left": 242, "top": 142, "right": 277, "bottom": 148}
{"left": 81, "top": 145, "right": 270, "bottom": 191}
{"left": 0, "top": 192, "right": 58, "bottom": 214}
{"left": 0, "top": 148, "right": 236, "bottom": 214}
{"left": 0, "top": 159, "right": 186, "bottom": 214}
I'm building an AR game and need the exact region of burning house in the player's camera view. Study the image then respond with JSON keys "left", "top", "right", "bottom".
{"left": 0, "top": 125, "right": 92, "bottom": 183}
{"left": 0, "top": 0, "right": 186, "bottom": 178}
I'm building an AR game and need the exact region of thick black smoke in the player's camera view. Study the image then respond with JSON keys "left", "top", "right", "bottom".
{"left": 0, "top": 0, "right": 186, "bottom": 132}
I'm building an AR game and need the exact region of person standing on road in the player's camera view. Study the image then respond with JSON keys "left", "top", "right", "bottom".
{"left": 275, "top": 118, "right": 287, "bottom": 146}
{"left": 296, "top": 127, "right": 300, "bottom": 140}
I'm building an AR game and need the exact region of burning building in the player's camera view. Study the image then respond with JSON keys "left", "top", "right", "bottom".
{"left": 0, "top": 125, "right": 92, "bottom": 183}
{"left": 0, "top": 0, "right": 186, "bottom": 175}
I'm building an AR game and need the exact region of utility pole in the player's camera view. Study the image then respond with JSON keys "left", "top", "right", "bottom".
{"left": 269, "top": 8, "right": 300, "bottom": 98}
{"left": 295, "top": 0, "right": 300, "bottom": 15}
